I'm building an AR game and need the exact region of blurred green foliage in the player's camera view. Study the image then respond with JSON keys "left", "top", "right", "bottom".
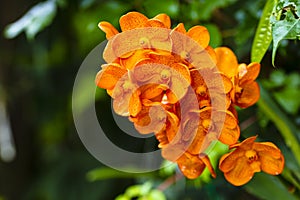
{"left": 263, "top": 70, "right": 300, "bottom": 115}
{"left": 0, "top": 0, "right": 300, "bottom": 199}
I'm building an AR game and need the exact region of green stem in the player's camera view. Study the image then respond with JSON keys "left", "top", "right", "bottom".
{"left": 257, "top": 84, "right": 300, "bottom": 167}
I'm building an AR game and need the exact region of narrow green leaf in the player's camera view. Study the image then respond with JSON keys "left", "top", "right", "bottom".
{"left": 245, "top": 173, "right": 298, "bottom": 200}
{"left": 281, "top": 168, "right": 300, "bottom": 190}
{"left": 86, "top": 167, "right": 156, "bottom": 182}
{"left": 251, "top": 0, "right": 274, "bottom": 63}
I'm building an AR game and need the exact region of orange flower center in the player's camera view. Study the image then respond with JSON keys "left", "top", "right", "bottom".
{"left": 196, "top": 85, "right": 207, "bottom": 96}
{"left": 180, "top": 51, "right": 190, "bottom": 60}
{"left": 160, "top": 69, "right": 171, "bottom": 83}
{"left": 202, "top": 119, "right": 211, "bottom": 129}
{"left": 123, "top": 80, "right": 135, "bottom": 91}
{"left": 235, "top": 85, "right": 243, "bottom": 94}
{"left": 139, "top": 37, "right": 150, "bottom": 47}
{"left": 245, "top": 150, "right": 258, "bottom": 163}
{"left": 199, "top": 100, "right": 210, "bottom": 109}
{"left": 245, "top": 149, "right": 261, "bottom": 172}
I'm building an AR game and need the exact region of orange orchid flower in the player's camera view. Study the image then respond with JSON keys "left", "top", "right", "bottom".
{"left": 219, "top": 136, "right": 284, "bottom": 186}
{"left": 155, "top": 110, "right": 180, "bottom": 148}
{"left": 99, "top": 12, "right": 172, "bottom": 65}
{"left": 129, "top": 103, "right": 167, "bottom": 134}
{"left": 95, "top": 63, "right": 127, "bottom": 93}
{"left": 170, "top": 23, "right": 216, "bottom": 68}
{"left": 214, "top": 47, "right": 239, "bottom": 78}
{"left": 107, "top": 29, "right": 172, "bottom": 65}
{"left": 133, "top": 54, "right": 191, "bottom": 103}
{"left": 180, "top": 107, "right": 240, "bottom": 155}
{"left": 177, "top": 152, "right": 216, "bottom": 179}
{"left": 95, "top": 12, "right": 283, "bottom": 184}
{"left": 214, "top": 47, "right": 261, "bottom": 108}
{"left": 233, "top": 62, "right": 261, "bottom": 108}
{"left": 190, "top": 68, "right": 232, "bottom": 110}
{"left": 99, "top": 12, "right": 171, "bottom": 39}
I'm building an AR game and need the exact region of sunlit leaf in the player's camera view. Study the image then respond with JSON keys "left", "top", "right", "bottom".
{"left": 127, "top": 185, "right": 148, "bottom": 197}
{"left": 115, "top": 182, "right": 166, "bottom": 200}
{"left": 115, "top": 195, "right": 130, "bottom": 200}
{"left": 146, "top": 189, "right": 166, "bottom": 200}
{"left": 271, "top": 0, "right": 300, "bottom": 65}
{"left": 4, "top": 0, "right": 57, "bottom": 40}
{"left": 251, "top": 0, "right": 274, "bottom": 63}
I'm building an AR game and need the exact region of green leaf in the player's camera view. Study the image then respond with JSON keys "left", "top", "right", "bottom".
{"left": 126, "top": 185, "right": 147, "bottom": 197}
{"left": 4, "top": 0, "right": 57, "bottom": 40}
{"left": 115, "top": 182, "right": 166, "bottom": 200}
{"left": 271, "top": 1, "right": 300, "bottom": 65}
{"left": 245, "top": 173, "right": 298, "bottom": 200}
{"left": 251, "top": 0, "right": 274, "bottom": 63}
{"left": 86, "top": 167, "right": 155, "bottom": 182}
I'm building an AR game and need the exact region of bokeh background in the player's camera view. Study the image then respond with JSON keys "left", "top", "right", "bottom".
{"left": 0, "top": 0, "right": 299, "bottom": 199}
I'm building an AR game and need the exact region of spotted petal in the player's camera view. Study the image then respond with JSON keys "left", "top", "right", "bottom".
{"left": 254, "top": 142, "right": 284, "bottom": 175}
{"left": 119, "top": 12, "right": 148, "bottom": 31}
{"left": 236, "top": 81, "right": 260, "bottom": 108}
{"left": 177, "top": 152, "right": 206, "bottom": 179}
{"left": 187, "top": 25, "right": 210, "bottom": 49}
{"left": 258, "top": 151, "right": 284, "bottom": 175}
{"left": 223, "top": 156, "right": 257, "bottom": 186}
{"left": 215, "top": 47, "right": 238, "bottom": 78}
{"left": 98, "top": 21, "right": 119, "bottom": 39}
{"left": 153, "top": 13, "right": 171, "bottom": 28}
{"left": 133, "top": 105, "right": 166, "bottom": 134}
{"left": 95, "top": 63, "right": 127, "bottom": 90}
{"left": 239, "top": 62, "right": 261, "bottom": 84}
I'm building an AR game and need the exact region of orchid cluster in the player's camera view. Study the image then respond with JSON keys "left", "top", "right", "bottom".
{"left": 95, "top": 12, "right": 284, "bottom": 186}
